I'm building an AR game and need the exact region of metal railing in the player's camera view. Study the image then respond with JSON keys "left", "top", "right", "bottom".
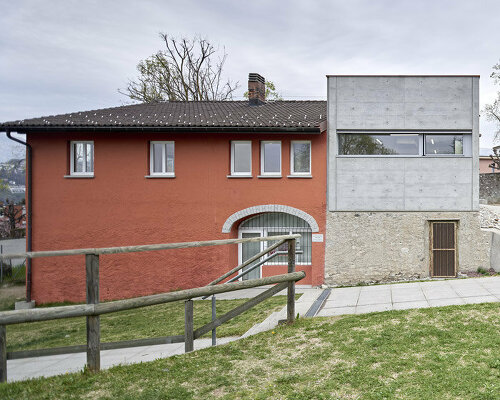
{"left": 0, "top": 234, "right": 303, "bottom": 383}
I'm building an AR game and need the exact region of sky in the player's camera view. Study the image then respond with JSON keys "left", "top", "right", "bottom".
{"left": 1, "top": 0, "right": 500, "bottom": 160}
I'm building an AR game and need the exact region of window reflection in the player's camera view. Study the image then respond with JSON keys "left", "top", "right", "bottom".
{"left": 339, "top": 134, "right": 419, "bottom": 155}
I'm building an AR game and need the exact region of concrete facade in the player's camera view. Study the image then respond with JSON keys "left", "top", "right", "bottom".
{"left": 326, "top": 76, "right": 485, "bottom": 284}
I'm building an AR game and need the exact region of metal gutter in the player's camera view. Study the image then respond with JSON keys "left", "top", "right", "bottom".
{"left": 5, "top": 130, "right": 32, "bottom": 302}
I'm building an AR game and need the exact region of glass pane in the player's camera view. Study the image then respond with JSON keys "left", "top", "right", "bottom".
{"left": 233, "top": 142, "right": 251, "bottom": 173}
{"left": 294, "top": 231, "right": 312, "bottom": 264}
{"left": 240, "top": 212, "right": 310, "bottom": 229}
{"left": 293, "top": 142, "right": 310, "bottom": 173}
{"left": 267, "top": 231, "right": 289, "bottom": 264}
{"left": 263, "top": 142, "right": 281, "bottom": 173}
{"left": 425, "top": 135, "right": 463, "bottom": 155}
{"left": 339, "top": 134, "right": 419, "bottom": 155}
{"left": 241, "top": 233, "right": 261, "bottom": 280}
{"left": 153, "top": 143, "right": 163, "bottom": 173}
{"left": 86, "top": 143, "right": 94, "bottom": 173}
{"left": 166, "top": 143, "right": 175, "bottom": 173}
{"left": 74, "top": 143, "right": 84, "bottom": 172}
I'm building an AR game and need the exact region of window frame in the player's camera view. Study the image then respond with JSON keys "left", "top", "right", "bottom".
{"left": 423, "top": 134, "right": 466, "bottom": 157}
{"left": 290, "top": 140, "right": 312, "bottom": 176}
{"left": 260, "top": 140, "right": 282, "bottom": 176}
{"left": 149, "top": 141, "right": 175, "bottom": 177}
{"left": 70, "top": 141, "right": 94, "bottom": 177}
{"left": 337, "top": 132, "right": 471, "bottom": 158}
{"left": 230, "top": 140, "right": 252, "bottom": 176}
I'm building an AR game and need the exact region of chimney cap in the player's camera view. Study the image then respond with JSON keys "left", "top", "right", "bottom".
{"left": 248, "top": 73, "right": 265, "bottom": 84}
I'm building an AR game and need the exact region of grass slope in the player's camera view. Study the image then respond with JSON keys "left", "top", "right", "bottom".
{"left": 1, "top": 303, "right": 499, "bottom": 399}
{"left": 6, "top": 295, "right": 294, "bottom": 352}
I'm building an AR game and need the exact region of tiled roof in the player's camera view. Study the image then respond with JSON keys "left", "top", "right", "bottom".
{"left": 0, "top": 101, "right": 326, "bottom": 132}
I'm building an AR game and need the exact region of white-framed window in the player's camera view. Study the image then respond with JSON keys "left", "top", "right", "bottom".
{"left": 260, "top": 141, "right": 281, "bottom": 176}
{"left": 290, "top": 141, "right": 311, "bottom": 175}
{"left": 231, "top": 141, "right": 252, "bottom": 176}
{"left": 70, "top": 141, "right": 94, "bottom": 176}
{"left": 150, "top": 141, "right": 175, "bottom": 176}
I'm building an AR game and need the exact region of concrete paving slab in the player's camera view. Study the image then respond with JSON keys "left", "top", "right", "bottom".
{"left": 355, "top": 303, "right": 393, "bottom": 314}
{"left": 317, "top": 306, "right": 356, "bottom": 317}
{"left": 428, "top": 298, "right": 465, "bottom": 307}
{"left": 391, "top": 288, "right": 426, "bottom": 303}
{"left": 357, "top": 290, "right": 391, "bottom": 306}
{"left": 393, "top": 301, "right": 430, "bottom": 310}
{"left": 324, "top": 290, "right": 360, "bottom": 307}
{"left": 461, "top": 295, "right": 499, "bottom": 304}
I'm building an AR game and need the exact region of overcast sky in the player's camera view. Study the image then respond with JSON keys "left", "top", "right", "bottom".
{"left": 1, "top": 0, "right": 500, "bottom": 159}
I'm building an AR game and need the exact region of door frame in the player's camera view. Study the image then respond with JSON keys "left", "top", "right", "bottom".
{"left": 238, "top": 229, "right": 263, "bottom": 280}
{"left": 429, "top": 220, "right": 458, "bottom": 278}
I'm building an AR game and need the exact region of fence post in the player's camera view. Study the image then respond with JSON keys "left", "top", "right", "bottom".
{"left": 211, "top": 295, "right": 216, "bottom": 346}
{"left": 0, "top": 325, "right": 6, "bottom": 383}
{"left": 86, "top": 253, "right": 100, "bottom": 372}
{"left": 287, "top": 238, "right": 296, "bottom": 324}
{"left": 184, "top": 300, "right": 194, "bottom": 353}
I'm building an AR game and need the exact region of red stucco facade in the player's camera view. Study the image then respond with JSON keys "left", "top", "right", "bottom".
{"left": 28, "top": 130, "right": 327, "bottom": 303}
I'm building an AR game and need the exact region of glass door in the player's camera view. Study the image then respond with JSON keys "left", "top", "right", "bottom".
{"left": 241, "top": 232, "right": 261, "bottom": 280}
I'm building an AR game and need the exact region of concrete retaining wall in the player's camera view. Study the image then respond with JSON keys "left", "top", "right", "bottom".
{"left": 325, "top": 211, "right": 490, "bottom": 285}
{"left": 480, "top": 173, "right": 500, "bottom": 204}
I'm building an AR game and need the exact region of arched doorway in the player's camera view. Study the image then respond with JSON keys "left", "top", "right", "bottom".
{"left": 238, "top": 212, "right": 312, "bottom": 280}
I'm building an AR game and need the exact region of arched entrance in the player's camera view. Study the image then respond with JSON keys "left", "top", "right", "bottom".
{"left": 238, "top": 212, "right": 313, "bottom": 280}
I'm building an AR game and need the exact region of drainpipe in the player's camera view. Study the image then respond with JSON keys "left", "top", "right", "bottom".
{"left": 6, "top": 129, "right": 32, "bottom": 302}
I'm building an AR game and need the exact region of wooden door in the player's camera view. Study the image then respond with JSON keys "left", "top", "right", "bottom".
{"left": 430, "top": 222, "right": 457, "bottom": 277}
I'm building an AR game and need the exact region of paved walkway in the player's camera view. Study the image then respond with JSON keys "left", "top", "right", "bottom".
{"left": 318, "top": 276, "right": 500, "bottom": 316}
{"left": 5, "top": 278, "right": 500, "bottom": 382}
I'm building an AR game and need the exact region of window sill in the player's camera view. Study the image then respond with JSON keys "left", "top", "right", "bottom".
{"left": 64, "top": 175, "right": 94, "bottom": 179}
{"left": 227, "top": 175, "right": 253, "bottom": 178}
{"left": 145, "top": 175, "right": 176, "bottom": 179}
{"left": 257, "top": 175, "right": 282, "bottom": 179}
{"left": 287, "top": 175, "right": 312, "bottom": 179}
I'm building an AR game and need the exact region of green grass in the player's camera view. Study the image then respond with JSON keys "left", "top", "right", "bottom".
{"left": 1, "top": 303, "right": 499, "bottom": 399}
{"left": 6, "top": 295, "right": 297, "bottom": 352}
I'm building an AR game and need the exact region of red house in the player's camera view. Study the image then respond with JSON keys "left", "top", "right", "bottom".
{"left": 1, "top": 74, "right": 327, "bottom": 303}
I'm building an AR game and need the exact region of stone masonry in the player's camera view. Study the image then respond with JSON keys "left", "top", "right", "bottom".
{"left": 325, "top": 211, "right": 490, "bottom": 286}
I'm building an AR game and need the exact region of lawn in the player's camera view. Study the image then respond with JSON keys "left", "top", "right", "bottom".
{"left": 1, "top": 302, "right": 499, "bottom": 399}
{"left": 6, "top": 295, "right": 296, "bottom": 352}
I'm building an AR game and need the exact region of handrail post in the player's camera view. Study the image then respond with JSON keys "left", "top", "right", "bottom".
{"left": 0, "top": 325, "right": 6, "bottom": 382}
{"left": 184, "top": 300, "right": 194, "bottom": 352}
{"left": 86, "top": 253, "right": 100, "bottom": 372}
{"left": 287, "top": 238, "right": 296, "bottom": 324}
{"left": 211, "top": 295, "right": 216, "bottom": 346}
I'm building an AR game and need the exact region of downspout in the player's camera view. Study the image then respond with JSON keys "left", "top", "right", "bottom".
{"left": 6, "top": 129, "right": 32, "bottom": 303}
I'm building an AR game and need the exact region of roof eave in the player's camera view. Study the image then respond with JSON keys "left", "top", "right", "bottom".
{"left": 0, "top": 125, "right": 323, "bottom": 134}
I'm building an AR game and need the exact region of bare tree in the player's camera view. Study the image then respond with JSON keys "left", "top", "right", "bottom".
{"left": 120, "top": 34, "right": 239, "bottom": 102}
{"left": 1, "top": 200, "right": 24, "bottom": 238}
{"left": 485, "top": 60, "right": 500, "bottom": 141}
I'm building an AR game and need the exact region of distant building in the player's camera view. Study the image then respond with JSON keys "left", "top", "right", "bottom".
{"left": 479, "top": 147, "right": 498, "bottom": 173}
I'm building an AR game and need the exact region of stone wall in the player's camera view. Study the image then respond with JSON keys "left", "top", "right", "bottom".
{"left": 325, "top": 211, "right": 490, "bottom": 285}
{"left": 480, "top": 173, "right": 500, "bottom": 204}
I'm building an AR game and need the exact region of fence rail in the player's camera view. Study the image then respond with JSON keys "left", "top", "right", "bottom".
{"left": 0, "top": 234, "right": 303, "bottom": 383}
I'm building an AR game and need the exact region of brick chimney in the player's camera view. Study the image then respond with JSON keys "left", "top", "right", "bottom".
{"left": 248, "top": 73, "right": 266, "bottom": 105}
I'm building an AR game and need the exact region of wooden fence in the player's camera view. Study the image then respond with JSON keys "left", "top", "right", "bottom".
{"left": 0, "top": 234, "right": 303, "bottom": 383}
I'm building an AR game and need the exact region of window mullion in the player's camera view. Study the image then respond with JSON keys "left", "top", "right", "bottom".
{"left": 162, "top": 144, "right": 166, "bottom": 174}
